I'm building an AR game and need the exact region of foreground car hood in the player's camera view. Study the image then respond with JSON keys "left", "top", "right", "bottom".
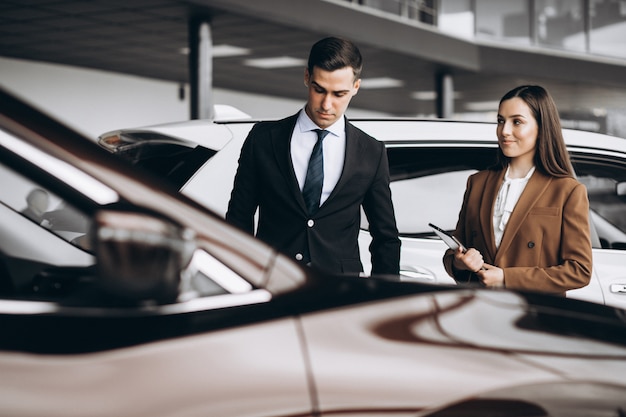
{"left": 298, "top": 288, "right": 626, "bottom": 415}
{"left": 1, "top": 283, "right": 625, "bottom": 417}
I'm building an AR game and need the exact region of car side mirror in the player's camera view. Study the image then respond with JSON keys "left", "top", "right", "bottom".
{"left": 617, "top": 182, "right": 626, "bottom": 196}
{"left": 92, "top": 210, "right": 195, "bottom": 304}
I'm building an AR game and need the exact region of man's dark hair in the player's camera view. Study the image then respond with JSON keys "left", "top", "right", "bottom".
{"left": 307, "top": 37, "right": 363, "bottom": 80}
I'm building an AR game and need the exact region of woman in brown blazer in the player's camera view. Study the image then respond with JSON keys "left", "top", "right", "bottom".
{"left": 443, "top": 85, "right": 592, "bottom": 296}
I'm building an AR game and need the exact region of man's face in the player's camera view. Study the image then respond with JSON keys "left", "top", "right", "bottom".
{"left": 304, "top": 66, "right": 360, "bottom": 129}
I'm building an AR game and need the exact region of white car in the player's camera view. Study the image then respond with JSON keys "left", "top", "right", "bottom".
{"left": 100, "top": 116, "right": 626, "bottom": 308}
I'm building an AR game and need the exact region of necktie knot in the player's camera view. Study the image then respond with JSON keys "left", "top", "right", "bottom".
{"left": 314, "top": 128, "right": 329, "bottom": 141}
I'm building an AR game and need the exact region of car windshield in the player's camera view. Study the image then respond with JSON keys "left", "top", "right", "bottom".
{"left": 0, "top": 164, "right": 92, "bottom": 250}
{"left": 0, "top": 161, "right": 246, "bottom": 304}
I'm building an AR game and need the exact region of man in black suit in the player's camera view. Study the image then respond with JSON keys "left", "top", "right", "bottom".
{"left": 226, "top": 36, "right": 400, "bottom": 275}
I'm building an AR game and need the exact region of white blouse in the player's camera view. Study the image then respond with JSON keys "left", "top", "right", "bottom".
{"left": 493, "top": 166, "right": 536, "bottom": 248}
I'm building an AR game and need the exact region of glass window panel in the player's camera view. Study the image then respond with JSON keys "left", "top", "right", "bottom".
{"left": 360, "top": 0, "right": 436, "bottom": 23}
{"left": 438, "top": 0, "right": 475, "bottom": 38}
{"left": 361, "top": 0, "right": 403, "bottom": 15}
{"left": 538, "top": 0, "right": 586, "bottom": 52}
{"left": 476, "top": 0, "right": 531, "bottom": 45}
{"left": 589, "top": 0, "right": 626, "bottom": 58}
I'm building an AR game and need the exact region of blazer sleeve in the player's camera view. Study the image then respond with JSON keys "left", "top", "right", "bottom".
{"left": 225, "top": 124, "right": 261, "bottom": 234}
{"left": 503, "top": 182, "right": 593, "bottom": 294}
{"left": 362, "top": 143, "right": 401, "bottom": 275}
{"left": 443, "top": 174, "right": 476, "bottom": 284}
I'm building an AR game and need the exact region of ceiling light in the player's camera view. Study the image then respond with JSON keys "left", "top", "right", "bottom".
{"left": 464, "top": 101, "right": 500, "bottom": 111}
{"left": 244, "top": 56, "right": 306, "bottom": 69}
{"left": 359, "top": 77, "right": 404, "bottom": 89}
{"left": 411, "top": 91, "right": 464, "bottom": 101}
{"left": 213, "top": 44, "right": 251, "bottom": 57}
{"left": 178, "top": 45, "right": 250, "bottom": 57}
{"left": 411, "top": 91, "right": 437, "bottom": 100}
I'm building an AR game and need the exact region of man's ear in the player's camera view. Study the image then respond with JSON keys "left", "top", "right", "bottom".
{"left": 304, "top": 68, "right": 310, "bottom": 87}
{"left": 352, "top": 78, "right": 361, "bottom": 95}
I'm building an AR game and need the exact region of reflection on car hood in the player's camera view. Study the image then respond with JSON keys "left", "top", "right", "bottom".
{"left": 371, "top": 289, "right": 626, "bottom": 357}
{"left": 421, "top": 381, "right": 626, "bottom": 417}
{"left": 283, "top": 273, "right": 626, "bottom": 355}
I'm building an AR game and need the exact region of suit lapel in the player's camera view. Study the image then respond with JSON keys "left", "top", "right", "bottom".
{"left": 269, "top": 114, "right": 308, "bottom": 212}
{"left": 495, "top": 171, "right": 552, "bottom": 263}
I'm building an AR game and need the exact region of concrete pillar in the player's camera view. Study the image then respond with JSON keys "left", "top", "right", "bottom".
{"left": 436, "top": 72, "right": 454, "bottom": 119}
{"left": 189, "top": 19, "right": 214, "bottom": 120}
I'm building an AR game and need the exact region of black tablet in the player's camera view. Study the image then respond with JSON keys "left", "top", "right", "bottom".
{"left": 428, "top": 223, "right": 466, "bottom": 253}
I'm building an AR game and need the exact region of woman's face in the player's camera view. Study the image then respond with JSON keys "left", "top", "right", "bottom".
{"left": 497, "top": 97, "right": 539, "bottom": 164}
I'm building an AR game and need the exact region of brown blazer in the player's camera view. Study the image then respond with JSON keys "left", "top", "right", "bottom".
{"left": 443, "top": 168, "right": 592, "bottom": 296}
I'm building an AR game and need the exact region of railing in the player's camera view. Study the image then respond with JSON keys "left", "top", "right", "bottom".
{"left": 342, "top": 0, "right": 626, "bottom": 60}
{"left": 343, "top": 0, "right": 437, "bottom": 25}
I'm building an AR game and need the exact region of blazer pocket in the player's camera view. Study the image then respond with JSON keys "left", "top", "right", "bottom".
{"left": 529, "top": 207, "right": 560, "bottom": 216}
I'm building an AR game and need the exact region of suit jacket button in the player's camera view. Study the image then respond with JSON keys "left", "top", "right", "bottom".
{"left": 295, "top": 253, "right": 303, "bottom": 261}
{"left": 307, "top": 219, "right": 314, "bottom": 227}
{"left": 528, "top": 241, "right": 535, "bottom": 248}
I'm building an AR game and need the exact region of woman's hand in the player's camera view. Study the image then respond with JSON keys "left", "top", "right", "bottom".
{"left": 452, "top": 246, "right": 484, "bottom": 273}
{"left": 452, "top": 247, "right": 504, "bottom": 288}
{"left": 476, "top": 264, "right": 504, "bottom": 288}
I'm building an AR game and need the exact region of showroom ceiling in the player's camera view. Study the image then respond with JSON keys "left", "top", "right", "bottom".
{"left": 1, "top": 0, "right": 625, "bottom": 119}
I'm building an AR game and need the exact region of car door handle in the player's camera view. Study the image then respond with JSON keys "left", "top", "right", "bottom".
{"left": 610, "top": 284, "right": 626, "bottom": 294}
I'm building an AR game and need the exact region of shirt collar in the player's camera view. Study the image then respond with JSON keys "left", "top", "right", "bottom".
{"left": 297, "top": 108, "right": 344, "bottom": 138}
{"left": 504, "top": 165, "right": 536, "bottom": 182}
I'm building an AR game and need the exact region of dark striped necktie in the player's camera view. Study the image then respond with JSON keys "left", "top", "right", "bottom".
{"left": 302, "top": 129, "right": 329, "bottom": 215}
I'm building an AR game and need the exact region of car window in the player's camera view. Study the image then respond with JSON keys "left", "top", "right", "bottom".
{"left": 0, "top": 164, "right": 92, "bottom": 250}
{"left": 384, "top": 146, "right": 497, "bottom": 236}
{"left": 572, "top": 154, "right": 626, "bottom": 250}
{"left": 391, "top": 170, "right": 473, "bottom": 234}
{"left": 105, "top": 132, "right": 216, "bottom": 189}
{"left": 0, "top": 163, "right": 95, "bottom": 296}
{"left": 0, "top": 163, "right": 245, "bottom": 304}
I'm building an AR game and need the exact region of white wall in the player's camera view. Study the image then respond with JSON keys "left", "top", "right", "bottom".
{"left": 0, "top": 56, "right": 387, "bottom": 141}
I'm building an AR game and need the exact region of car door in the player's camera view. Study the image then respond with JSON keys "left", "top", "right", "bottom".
{"left": 571, "top": 151, "right": 626, "bottom": 308}
{"left": 360, "top": 144, "right": 497, "bottom": 285}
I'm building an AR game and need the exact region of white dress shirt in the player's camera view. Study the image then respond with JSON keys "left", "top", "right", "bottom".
{"left": 493, "top": 166, "right": 536, "bottom": 248}
{"left": 291, "top": 109, "right": 346, "bottom": 206}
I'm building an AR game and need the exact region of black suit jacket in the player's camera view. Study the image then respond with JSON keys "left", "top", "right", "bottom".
{"left": 226, "top": 112, "right": 400, "bottom": 275}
